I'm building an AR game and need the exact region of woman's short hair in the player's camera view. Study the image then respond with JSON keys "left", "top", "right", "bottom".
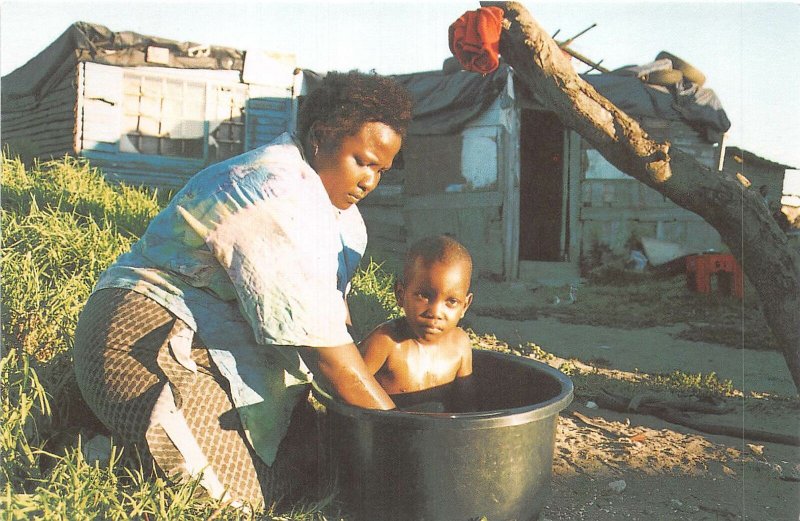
{"left": 297, "top": 70, "right": 413, "bottom": 147}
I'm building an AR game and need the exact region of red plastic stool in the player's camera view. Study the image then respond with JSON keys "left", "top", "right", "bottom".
{"left": 685, "top": 253, "right": 743, "bottom": 299}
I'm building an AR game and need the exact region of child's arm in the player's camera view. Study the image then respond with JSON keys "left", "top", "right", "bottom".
{"left": 451, "top": 331, "right": 478, "bottom": 412}
{"left": 456, "top": 333, "right": 473, "bottom": 378}
{"left": 358, "top": 324, "right": 394, "bottom": 375}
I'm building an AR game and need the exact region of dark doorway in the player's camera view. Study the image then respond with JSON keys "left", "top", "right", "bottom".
{"left": 519, "top": 110, "right": 566, "bottom": 262}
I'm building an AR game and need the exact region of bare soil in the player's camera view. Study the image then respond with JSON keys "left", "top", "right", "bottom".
{"left": 468, "top": 277, "right": 800, "bottom": 521}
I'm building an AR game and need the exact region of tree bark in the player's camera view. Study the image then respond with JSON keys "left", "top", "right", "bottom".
{"left": 481, "top": 1, "right": 800, "bottom": 393}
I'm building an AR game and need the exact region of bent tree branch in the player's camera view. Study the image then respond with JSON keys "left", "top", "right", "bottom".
{"left": 481, "top": 1, "right": 800, "bottom": 392}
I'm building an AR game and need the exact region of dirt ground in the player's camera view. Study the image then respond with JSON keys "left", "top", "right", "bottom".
{"left": 467, "top": 279, "right": 800, "bottom": 521}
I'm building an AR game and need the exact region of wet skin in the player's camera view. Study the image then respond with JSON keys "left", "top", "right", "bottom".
{"left": 360, "top": 259, "right": 474, "bottom": 394}
{"left": 311, "top": 122, "right": 402, "bottom": 210}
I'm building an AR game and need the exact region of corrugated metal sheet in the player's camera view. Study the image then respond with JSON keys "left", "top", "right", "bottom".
{"left": 244, "top": 96, "right": 293, "bottom": 150}
{"left": 1, "top": 70, "right": 77, "bottom": 160}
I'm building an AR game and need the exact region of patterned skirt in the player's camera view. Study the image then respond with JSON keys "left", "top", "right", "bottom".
{"left": 72, "top": 288, "right": 324, "bottom": 508}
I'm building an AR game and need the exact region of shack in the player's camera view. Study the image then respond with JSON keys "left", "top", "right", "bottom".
{"left": 2, "top": 24, "right": 744, "bottom": 282}
{"left": 721, "top": 146, "right": 794, "bottom": 212}
{"left": 1, "top": 22, "right": 300, "bottom": 188}
{"left": 360, "top": 60, "right": 734, "bottom": 282}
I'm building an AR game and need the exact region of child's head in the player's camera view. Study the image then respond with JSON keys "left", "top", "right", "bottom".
{"left": 396, "top": 235, "right": 473, "bottom": 342}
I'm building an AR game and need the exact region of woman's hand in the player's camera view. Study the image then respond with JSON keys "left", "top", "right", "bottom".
{"left": 299, "top": 343, "right": 396, "bottom": 410}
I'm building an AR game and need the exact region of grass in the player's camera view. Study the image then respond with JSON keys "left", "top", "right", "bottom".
{"left": 347, "top": 260, "right": 402, "bottom": 341}
{"left": 0, "top": 154, "right": 348, "bottom": 520}
{"left": 1, "top": 156, "right": 160, "bottom": 363}
{"left": 1, "top": 154, "right": 165, "bottom": 239}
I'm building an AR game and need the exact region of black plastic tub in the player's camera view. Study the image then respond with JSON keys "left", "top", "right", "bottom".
{"left": 313, "top": 349, "right": 574, "bottom": 521}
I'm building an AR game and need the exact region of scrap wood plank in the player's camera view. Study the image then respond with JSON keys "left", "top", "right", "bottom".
{"left": 596, "top": 389, "right": 800, "bottom": 446}
{"left": 570, "top": 410, "right": 625, "bottom": 439}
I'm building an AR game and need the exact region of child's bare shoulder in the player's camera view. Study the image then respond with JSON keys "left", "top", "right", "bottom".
{"left": 454, "top": 327, "right": 473, "bottom": 355}
{"left": 359, "top": 319, "right": 405, "bottom": 370}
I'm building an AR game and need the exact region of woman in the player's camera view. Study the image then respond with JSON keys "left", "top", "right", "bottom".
{"left": 72, "top": 71, "right": 413, "bottom": 507}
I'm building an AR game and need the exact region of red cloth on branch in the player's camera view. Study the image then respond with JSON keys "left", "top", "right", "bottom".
{"left": 448, "top": 7, "right": 504, "bottom": 74}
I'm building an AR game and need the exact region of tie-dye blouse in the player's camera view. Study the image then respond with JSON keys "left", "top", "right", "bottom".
{"left": 93, "top": 133, "right": 366, "bottom": 464}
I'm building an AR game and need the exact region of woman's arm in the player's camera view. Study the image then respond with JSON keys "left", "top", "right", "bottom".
{"left": 299, "top": 343, "right": 396, "bottom": 410}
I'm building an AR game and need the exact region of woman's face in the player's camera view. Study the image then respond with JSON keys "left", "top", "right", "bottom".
{"left": 312, "top": 122, "right": 402, "bottom": 210}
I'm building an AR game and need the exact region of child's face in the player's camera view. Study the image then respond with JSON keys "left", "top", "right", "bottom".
{"left": 396, "top": 258, "right": 473, "bottom": 342}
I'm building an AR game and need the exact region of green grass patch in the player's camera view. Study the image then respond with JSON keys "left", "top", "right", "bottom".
{"left": 2, "top": 155, "right": 163, "bottom": 238}
{"left": 1, "top": 155, "right": 162, "bottom": 362}
{"left": 0, "top": 154, "right": 348, "bottom": 520}
{"left": 347, "top": 260, "right": 402, "bottom": 341}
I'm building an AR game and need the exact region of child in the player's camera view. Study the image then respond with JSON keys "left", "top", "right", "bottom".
{"left": 359, "top": 235, "right": 477, "bottom": 412}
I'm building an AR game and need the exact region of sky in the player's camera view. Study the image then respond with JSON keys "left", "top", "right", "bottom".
{"left": 1, "top": 0, "right": 799, "bottom": 173}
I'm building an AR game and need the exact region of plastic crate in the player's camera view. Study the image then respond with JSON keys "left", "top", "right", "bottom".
{"left": 685, "top": 253, "right": 743, "bottom": 299}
